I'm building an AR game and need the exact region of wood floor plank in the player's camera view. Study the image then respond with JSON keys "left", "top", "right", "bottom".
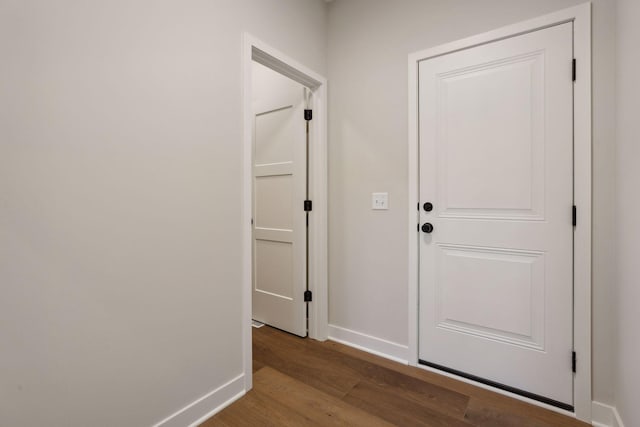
{"left": 326, "top": 351, "right": 469, "bottom": 419}
{"left": 253, "top": 329, "right": 361, "bottom": 398}
{"left": 253, "top": 367, "right": 395, "bottom": 427}
{"left": 464, "top": 397, "right": 556, "bottom": 427}
{"left": 344, "top": 379, "right": 474, "bottom": 427}
{"left": 198, "top": 416, "right": 232, "bottom": 427}
{"left": 252, "top": 358, "right": 265, "bottom": 373}
{"left": 324, "top": 339, "right": 589, "bottom": 427}
{"left": 465, "top": 397, "right": 588, "bottom": 427}
{"left": 254, "top": 326, "right": 469, "bottom": 420}
{"left": 203, "top": 387, "right": 323, "bottom": 427}
{"left": 204, "top": 327, "right": 590, "bottom": 427}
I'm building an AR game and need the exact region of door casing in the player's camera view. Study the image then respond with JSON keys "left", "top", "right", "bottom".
{"left": 407, "top": 3, "right": 592, "bottom": 422}
{"left": 242, "top": 34, "right": 329, "bottom": 392}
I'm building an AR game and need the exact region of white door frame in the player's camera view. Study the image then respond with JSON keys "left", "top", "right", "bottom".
{"left": 242, "top": 33, "right": 329, "bottom": 391}
{"left": 407, "top": 3, "right": 592, "bottom": 422}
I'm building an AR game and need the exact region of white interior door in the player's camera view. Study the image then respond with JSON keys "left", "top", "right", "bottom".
{"left": 252, "top": 62, "right": 307, "bottom": 337}
{"left": 418, "top": 23, "right": 574, "bottom": 407}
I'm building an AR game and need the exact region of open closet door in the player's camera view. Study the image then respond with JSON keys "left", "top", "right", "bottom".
{"left": 252, "top": 62, "right": 308, "bottom": 337}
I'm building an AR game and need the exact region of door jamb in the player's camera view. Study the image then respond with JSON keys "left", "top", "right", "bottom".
{"left": 407, "top": 3, "right": 592, "bottom": 422}
{"left": 241, "top": 33, "right": 329, "bottom": 391}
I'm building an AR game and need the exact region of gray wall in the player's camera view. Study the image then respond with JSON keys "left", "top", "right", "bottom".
{"left": 616, "top": 0, "right": 640, "bottom": 425}
{"left": 0, "top": 1, "right": 326, "bottom": 426}
{"left": 327, "top": 0, "right": 617, "bottom": 404}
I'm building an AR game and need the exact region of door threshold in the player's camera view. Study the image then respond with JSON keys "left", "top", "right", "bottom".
{"left": 418, "top": 359, "right": 574, "bottom": 412}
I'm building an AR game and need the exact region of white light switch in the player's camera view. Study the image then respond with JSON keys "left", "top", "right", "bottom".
{"left": 372, "top": 192, "right": 389, "bottom": 210}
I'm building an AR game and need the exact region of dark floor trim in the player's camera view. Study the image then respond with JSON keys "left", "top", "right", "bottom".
{"left": 418, "top": 359, "right": 574, "bottom": 412}
{"left": 254, "top": 321, "right": 308, "bottom": 339}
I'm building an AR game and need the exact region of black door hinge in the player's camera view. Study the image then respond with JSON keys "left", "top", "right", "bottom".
{"left": 572, "top": 351, "right": 577, "bottom": 373}
{"left": 572, "top": 205, "right": 577, "bottom": 226}
{"left": 304, "top": 290, "right": 313, "bottom": 302}
{"left": 304, "top": 109, "right": 313, "bottom": 121}
{"left": 304, "top": 200, "right": 313, "bottom": 212}
{"left": 572, "top": 59, "right": 577, "bottom": 81}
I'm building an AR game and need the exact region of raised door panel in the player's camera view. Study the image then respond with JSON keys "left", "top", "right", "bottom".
{"left": 255, "top": 239, "right": 294, "bottom": 300}
{"left": 436, "top": 52, "right": 544, "bottom": 220}
{"left": 255, "top": 107, "right": 295, "bottom": 166}
{"left": 435, "top": 244, "right": 545, "bottom": 351}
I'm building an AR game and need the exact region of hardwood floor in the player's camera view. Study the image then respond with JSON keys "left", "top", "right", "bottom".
{"left": 202, "top": 326, "right": 589, "bottom": 427}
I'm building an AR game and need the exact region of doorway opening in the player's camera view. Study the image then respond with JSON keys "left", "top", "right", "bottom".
{"left": 241, "top": 34, "right": 328, "bottom": 391}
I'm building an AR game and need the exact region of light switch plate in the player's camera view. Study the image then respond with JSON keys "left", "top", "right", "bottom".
{"left": 372, "top": 192, "right": 389, "bottom": 210}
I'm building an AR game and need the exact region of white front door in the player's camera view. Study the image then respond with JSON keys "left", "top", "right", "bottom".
{"left": 252, "top": 62, "right": 307, "bottom": 337}
{"left": 418, "top": 23, "right": 574, "bottom": 407}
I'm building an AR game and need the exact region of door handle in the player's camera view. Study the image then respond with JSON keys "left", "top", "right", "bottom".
{"left": 422, "top": 223, "right": 434, "bottom": 233}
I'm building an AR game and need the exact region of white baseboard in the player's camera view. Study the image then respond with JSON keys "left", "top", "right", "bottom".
{"left": 328, "top": 324, "right": 409, "bottom": 364}
{"left": 153, "top": 374, "right": 245, "bottom": 427}
{"left": 592, "top": 401, "right": 625, "bottom": 427}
